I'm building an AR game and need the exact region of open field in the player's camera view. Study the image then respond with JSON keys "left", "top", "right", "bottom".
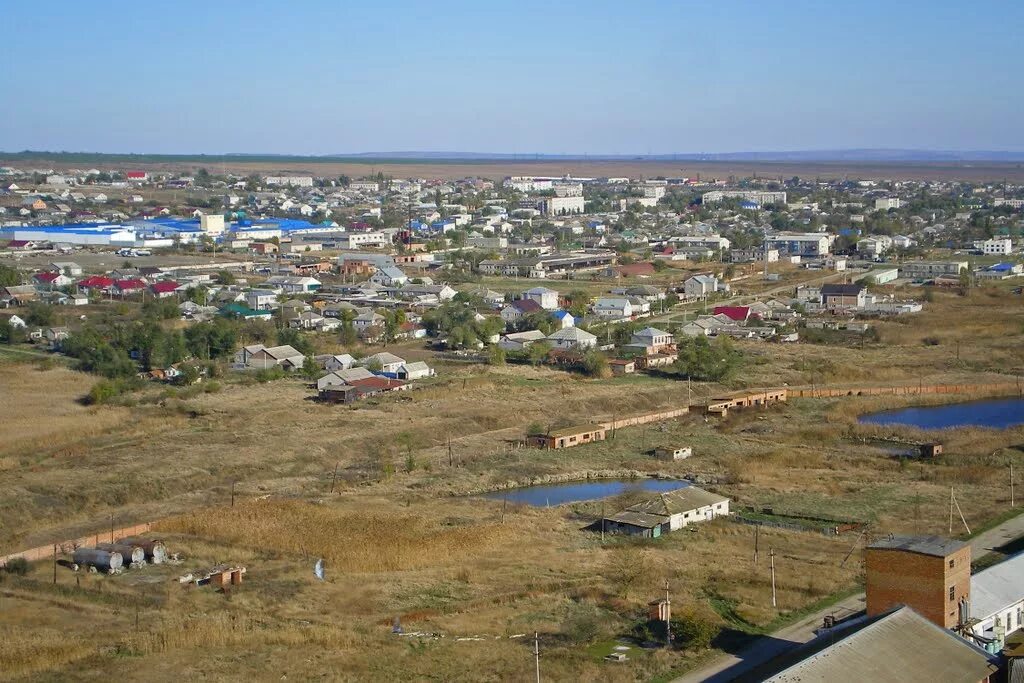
{"left": 1, "top": 282, "right": 1023, "bottom": 679}
{"left": 7, "top": 155, "right": 1024, "bottom": 182}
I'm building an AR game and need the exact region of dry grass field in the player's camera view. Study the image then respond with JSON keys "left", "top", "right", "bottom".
{"left": 1, "top": 281, "right": 1023, "bottom": 680}
{"left": 9, "top": 156, "right": 1024, "bottom": 182}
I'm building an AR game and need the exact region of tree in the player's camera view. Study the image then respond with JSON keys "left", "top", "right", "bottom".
{"left": 674, "top": 336, "right": 742, "bottom": 382}
{"left": 0, "top": 264, "right": 21, "bottom": 287}
{"left": 300, "top": 355, "right": 321, "bottom": 380}
{"left": 487, "top": 345, "right": 506, "bottom": 365}
{"left": 0, "top": 320, "right": 24, "bottom": 344}
{"left": 275, "top": 327, "right": 314, "bottom": 356}
{"left": 24, "top": 302, "right": 55, "bottom": 327}
{"left": 581, "top": 350, "right": 610, "bottom": 378}
{"left": 527, "top": 341, "right": 552, "bottom": 366}
{"left": 339, "top": 309, "right": 358, "bottom": 347}
{"left": 217, "top": 270, "right": 236, "bottom": 285}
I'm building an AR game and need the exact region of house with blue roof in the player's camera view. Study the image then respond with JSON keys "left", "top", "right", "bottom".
{"left": 551, "top": 310, "right": 575, "bottom": 329}
{"left": 977, "top": 262, "right": 1023, "bottom": 280}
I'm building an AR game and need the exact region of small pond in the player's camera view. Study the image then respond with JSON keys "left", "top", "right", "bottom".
{"left": 483, "top": 479, "right": 687, "bottom": 507}
{"left": 858, "top": 398, "right": 1024, "bottom": 430}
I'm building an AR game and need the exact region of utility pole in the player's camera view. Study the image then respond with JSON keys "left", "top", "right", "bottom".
{"left": 770, "top": 548, "right": 777, "bottom": 608}
{"left": 1011, "top": 463, "right": 1015, "bottom": 508}
{"left": 534, "top": 632, "right": 541, "bottom": 683}
{"left": 665, "top": 579, "right": 672, "bottom": 648}
{"left": 53, "top": 544, "right": 57, "bottom": 584}
{"left": 329, "top": 463, "right": 339, "bottom": 494}
{"left": 601, "top": 503, "right": 605, "bottom": 543}
{"left": 448, "top": 435, "right": 453, "bottom": 468}
{"left": 501, "top": 494, "right": 508, "bottom": 524}
{"left": 231, "top": 480, "right": 236, "bottom": 506}
{"left": 754, "top": 524, "right": 759, "bottom": 565}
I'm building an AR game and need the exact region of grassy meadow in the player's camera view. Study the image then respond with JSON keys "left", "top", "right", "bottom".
{"left": 0, "top": 280, "right": 1022, "bottom": 680}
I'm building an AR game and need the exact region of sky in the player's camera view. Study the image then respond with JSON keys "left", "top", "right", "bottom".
{"left": 1, "top": 0, "right": 1022, "bottom": 155}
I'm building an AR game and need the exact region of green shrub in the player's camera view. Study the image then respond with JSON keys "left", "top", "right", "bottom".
{"left": 2, "top": 557, "right": 30, "bottom": 576}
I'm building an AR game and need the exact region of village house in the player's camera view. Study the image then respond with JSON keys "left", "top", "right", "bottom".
{"left": 593, "top": 297, "right": 633, "bottom": 319}
{"left": 361, "top": 351, "right": 405, "bottom": 375}
{"left": 32, "top": 271, "right": 74, "bottom": 290}
{"left": 547, "top": 327, "right": 598, "bottom": 350}
{"left": 245, "top": 345, "right": 306, "bottom": 370}
{"left": 500, "top": 298, "right": 543, "bottom": 325}
{"left": 523, "top": 286, "right": 560, "bottom": 310}
{"left": 602, "top": 486, "right": 729, "bottom": 538}
{"left": 369, "top": 266, "right": 409, "bottom": 287}
{"left": 498, "top": 329, "right": 548, "bottom": 352}
{"left": 683, "top": 274, "right": 727, "bottom": 299}
{"left": 353, "top": 310, "right": 385, "bottom": 330}
{"left": 397, "top": 361, "right": 434, "bottom": 380}
{"left": 316, "top": 353, "right": 356, "bottom": 372}
{"left": 652, "top": 446, "right": 693, "bottom": 461}
{"left": 149, "top": 281, "right": 181, "bottom": 298}
{"left": 820, "top": 283, "right": 868, "bottom": 310}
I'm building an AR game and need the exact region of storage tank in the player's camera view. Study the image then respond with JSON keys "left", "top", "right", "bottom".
{"left": 96, "top": 542, "right": 145, "bottom": 566}
{"left": 73, "top": 548, "right": 123, "bottom": 572}
{"left": 117, "top": 537, "right": 167, "bottom": 564}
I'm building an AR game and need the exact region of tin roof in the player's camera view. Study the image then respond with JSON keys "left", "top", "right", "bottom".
{"left": 866, "top": 534, "right": 967, "bottom": 558}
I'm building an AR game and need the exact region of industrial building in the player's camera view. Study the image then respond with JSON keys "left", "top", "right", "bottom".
{"left": 865, "top": 535, "right": 971, "bottom": 629}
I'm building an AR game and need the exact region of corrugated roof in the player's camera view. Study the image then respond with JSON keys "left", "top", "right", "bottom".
{"left": 867, "top": 534, "right": 967, "bottom": 558}
{"left": 623, "top": 486, "right": 722, "bottom": 517}
{"left": 971, "top": 551, "right": 1024, "bottom": 621}
{"left": 767, "top": 606, "right": 997, "bottom": 682}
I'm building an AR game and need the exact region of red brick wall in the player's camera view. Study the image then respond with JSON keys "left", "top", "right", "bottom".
{"left": 866, "top": 546, "right": 971, "bottom": 628}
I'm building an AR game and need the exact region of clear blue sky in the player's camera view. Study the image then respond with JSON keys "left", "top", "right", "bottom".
{"left": 2, "top": 0, "right": 1022, "bottom": 155}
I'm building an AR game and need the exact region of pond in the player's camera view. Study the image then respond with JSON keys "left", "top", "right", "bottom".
{"left": 858, "top": 398, "right": 1024, "bottom": 430}
{"left": 482, "top": 478, "right": 688, "bottom": 507}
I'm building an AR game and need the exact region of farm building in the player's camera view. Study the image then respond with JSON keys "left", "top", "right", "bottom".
{"left": 707, "top": 389, "right": 787, "bottom": 415}
{"left": 527, "top": 424, "right": 607, "bottom": 449}
{"left": 602, "top": 486, "right": 730, "bottom": 538}
{"left": 653, "top": 446, "right": 692, "bottom": 461}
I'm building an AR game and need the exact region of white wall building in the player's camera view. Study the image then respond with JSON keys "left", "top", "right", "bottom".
{"left": 982, "top": 238, "right": 1013, "bottom": 255}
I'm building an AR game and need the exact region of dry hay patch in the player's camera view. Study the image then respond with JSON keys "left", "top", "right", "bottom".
{"left": 159, "top": 499, "right": 514, "bottom": 573}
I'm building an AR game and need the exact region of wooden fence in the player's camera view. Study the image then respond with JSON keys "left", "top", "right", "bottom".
{"left": 0, "top": 522, "right": 153, "bottom": 567}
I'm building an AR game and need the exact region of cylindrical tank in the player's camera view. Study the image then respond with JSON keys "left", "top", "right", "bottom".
{"left": 96, "top": 542, "right": 145, "bottom": 566}
{"left": 117, "top": 537, "right": 167, "bottom": 564}
{"left": 72, "top": 548, "right": 123, "bottom": 571}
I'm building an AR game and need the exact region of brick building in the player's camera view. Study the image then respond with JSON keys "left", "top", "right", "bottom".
{"left": 865, "top": 535, "right": 971, "bottom": 629}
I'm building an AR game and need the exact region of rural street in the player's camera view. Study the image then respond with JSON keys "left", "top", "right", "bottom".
{"left": 672, "top": 511, "right": 1024, "bottom": 683}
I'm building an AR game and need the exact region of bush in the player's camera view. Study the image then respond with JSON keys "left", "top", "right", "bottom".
{"left": 86, "top": 379, "right": 122, "bottom": 405}
{"left": 254, "top": 367, "right": 286, "bottom": 383}
{"left": 2, "top": 557, "right": 30, "bottom": 576}
{"left": 673, "top": 608, "right": 719, "bottom": 650}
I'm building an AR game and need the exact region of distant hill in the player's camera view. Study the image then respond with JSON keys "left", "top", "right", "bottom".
{"left": 3, "top": 149, "right": 1024, "bottom": 165}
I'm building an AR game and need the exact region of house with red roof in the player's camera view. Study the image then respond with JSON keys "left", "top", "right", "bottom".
{"left": 114, "top": 279, "right": 147, "bottom": 296}
{"left": 149, "top": 280, "right": 181, "bottom": 298}
{"left": 712, "top": 305, "right": 752, "bottom": 322}
{"left": 347, "top": 376, "right": 409, "bottom": 398}
{"left": 126, "top": 171, "right": 148, "bottom": 182}
{"left": 32, "top": 271, "right": 74, "bottom": 289}
{"left": 77, "top": 275, "right": 115, "bottom": 292}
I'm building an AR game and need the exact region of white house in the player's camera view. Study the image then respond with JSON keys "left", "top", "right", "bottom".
{"left": 246, "top": 289, "right": 278, "bottom": 311}
{"left": 547, "top": 327, "right": 597, "bottom": 350}
{"left": 4, "top": 314, "right": 26, "bottom": 328}
{"left": 982, "top": 238, "right": 1013, "bottom": 255}
{"left": 523, "top": 286, "right": 559, "bottom": 310}
{"left": 397, "top": 361, "right": 434, "bottom": 380}
{"left": 551, "top": 310, "right": 575, "bottom": 329}
{"left": 603, "top": 486, "right": 730, "bottom": 537}
{"left": 369, "top": 266, "right": 409, "bottom": 287}
{"left": 684, "top": 274, "right": 721, "bottom": 299}
{"left": 353, "top": 311, "right": 385, "bottom": 330}
{"left": 361, "top": 351, "right": 405, "bottom": 375}
{"left": 593, "top": 297, "right": 632, "bottom": 319}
